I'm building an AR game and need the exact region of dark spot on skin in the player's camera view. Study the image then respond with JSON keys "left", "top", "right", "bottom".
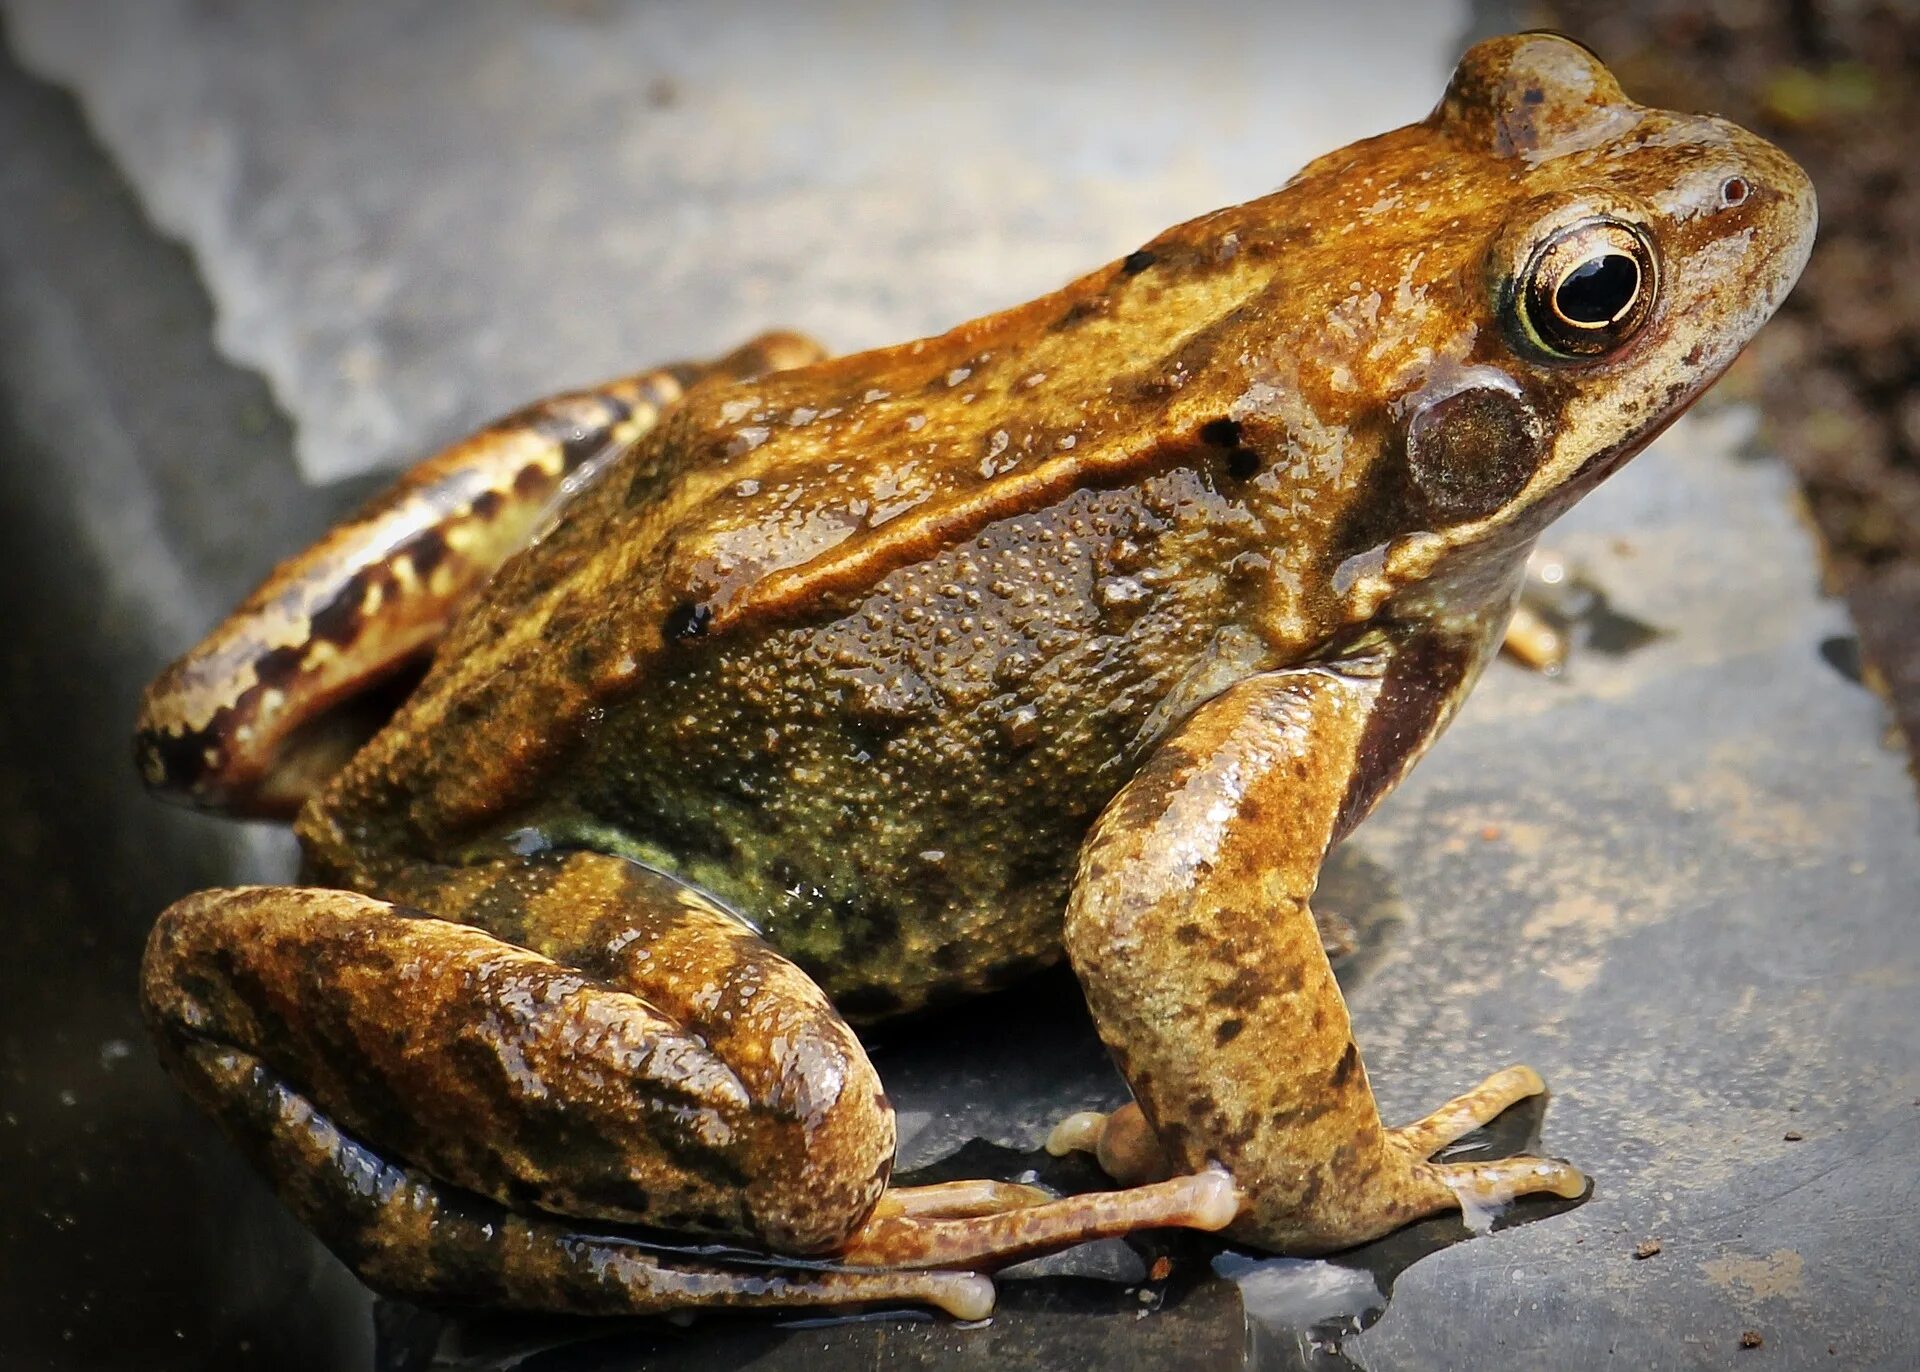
{"left": 664, "top": 601, "right": 712, "bottom": 642}
{"left": 1174, "top": 922, "right": 1207, "bottom": 946}
{"left": 1335, "top": 631, "right": 1470, "bottom": 842}
{"left": 1122, "top": 249, "right": 1158, "bottom": 275}
{"left": 515, "top": 461, "right": 554, "bottom": 499}
{"left": 400, "top": 528, "right": 449, "bottom": 581}
{"left": 1052, "top": 298, "right": 1106, "bottom": 331}
{"left": 1206, "top": 968, "right": 1268, "bottom": 1014}
{"left": 253, "top": 643, "right": 309, "bottom": 687}
{"left": 135, "top": 723, "right": 221, "bottom": 792}
{"left": 1523, "top": 85, "right": 1544, "bottom": 104}
{"left": 1296, "top": 1168, "right": 1325, "bottom": 1214}
{"left": 1279, "top": 1092, "right": 1339, "bottom": 1130}
{"left": 1214, "top": 1017, "right": 1245, "bottom": 1046}
{"left": 1330, "top": 1041, "right": 1359, "bottom": 1090}
{"left": 1198, "top": 418, "right": 1259, "bottom": 478}
{"left": 1200, "top": 418, "right": 1242, "bottom": 448}
{"left": 470, "top": 489, "right": 505, "bottom": 520}
{"left": 1820, "top": 635, "right": 1864, "bottom": 685}
{"left": 308, "top": 568, "right": 385, "bottom": 647}
{"left": 1684, "top": 342, "right": 1706, "bottom": 367}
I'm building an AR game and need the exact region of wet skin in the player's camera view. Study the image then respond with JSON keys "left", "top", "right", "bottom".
{"left": 134, "top": 35, "right": 1814, "bottom": 1320}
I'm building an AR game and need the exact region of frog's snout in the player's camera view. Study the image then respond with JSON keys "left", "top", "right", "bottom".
{"left": 1733, "top": 135, "right": 1819, "bottom": 313}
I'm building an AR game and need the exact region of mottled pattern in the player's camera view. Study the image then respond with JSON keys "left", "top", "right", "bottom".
{"left": 134, "top": 332, "right": 820, "bottom": 817}
{"left": 1065, "top": 663, "right": 1582, "bottom": 1251}
{"left": 134, "top": 35, "right": 1815, "bottom": 1317}
{"left": 144, "top": 857, "right": 892, "bottom": 1253}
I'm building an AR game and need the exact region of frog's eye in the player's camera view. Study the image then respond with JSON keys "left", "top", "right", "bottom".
{"left": 1513, "top": 218, "right": 1659, "bottom": 361}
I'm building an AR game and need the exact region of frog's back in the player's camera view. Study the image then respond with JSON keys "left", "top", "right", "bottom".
{"left": 306, "top": 303, "right": 1301, "bottom": 1009}
{"left": 304, "top": 106, "right": 1540, "bottom": 1006}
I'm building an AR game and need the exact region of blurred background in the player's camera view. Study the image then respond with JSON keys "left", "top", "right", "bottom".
{"left": 1, "top": 2, "right": 1915, "bottom": 1369}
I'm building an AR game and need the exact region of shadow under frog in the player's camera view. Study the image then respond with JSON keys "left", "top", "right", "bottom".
{"left": 131, "top": 31, "right": 1812, "bottom": 1333}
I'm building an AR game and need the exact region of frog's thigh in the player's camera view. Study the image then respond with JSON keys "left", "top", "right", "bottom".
{"left": 141, "top": 863, "right": 995, "bottom": 1313}
{"left": 134, "top": 329, "right": 824, "bottom": 820}
{"left": 1064, "top": 669, "right": 1585, "bottom": 1253}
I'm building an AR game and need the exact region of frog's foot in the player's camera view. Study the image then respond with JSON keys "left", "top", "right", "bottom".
{"left": 838, "top": 1170, "right": 1239, "bottom": 1272}
{"left": 1044, "top": 1101, "right": 1169, "bottom": 1187}
{"left": 142, "top": 856, "right": 992, "bottom": 1315}
{"left": 133, "top": 330, "right": 824, "bottom": 819}
{"left": 1389, "top": 1063, "right": 1552, "bottom": 1155}
{"left": 1380, "top": 1065, "right": 1587, "bottom": 1226}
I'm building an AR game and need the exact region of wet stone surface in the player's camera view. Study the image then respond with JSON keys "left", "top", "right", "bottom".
{"left": 1, "top": 6, "right": 1916, "bottom": 1371}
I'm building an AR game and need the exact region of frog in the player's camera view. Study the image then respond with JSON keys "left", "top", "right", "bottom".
{"left": 133, "top": 33, "right": 1814, "bottom": 1322}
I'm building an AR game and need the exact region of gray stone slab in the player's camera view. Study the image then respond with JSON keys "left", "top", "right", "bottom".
{"left": 3, "top": 0, "right": 1463, "bottom": 483}
{"left": 2, "top": 5, "right": 1915, "bottom": 1370}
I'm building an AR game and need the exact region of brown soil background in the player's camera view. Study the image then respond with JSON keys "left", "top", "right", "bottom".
{"left": 1537, "top": 0, "right": 1920, "bottom": 767}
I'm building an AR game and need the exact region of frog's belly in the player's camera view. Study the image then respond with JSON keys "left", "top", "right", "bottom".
{"left": 547, "top": 480, "right": 1255, "bottom": 1015}
{"left": 572, "top": 637, "right": 1218, "bottom": 1016}
{"left": 571, "top": 701, "right": 1120, "bottom": 1020}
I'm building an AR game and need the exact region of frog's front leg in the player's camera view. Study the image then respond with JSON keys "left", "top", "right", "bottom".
{"left": 1063, "top": 658, "right": 1585, "bottom": 1253}
{"left": 134, "top": 331, "right": 823, "bottom": 818}
{"left": 142, "top": 851, "right": 1233, "bottom": 1318}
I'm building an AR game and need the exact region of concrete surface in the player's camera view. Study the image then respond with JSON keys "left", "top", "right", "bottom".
{"left": 1, "top": 4, "right": 1915, "bottom": 1371}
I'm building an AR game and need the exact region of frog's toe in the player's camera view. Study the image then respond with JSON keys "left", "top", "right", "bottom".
{"left": 1383, "top": 1064, "right": 1586, "bottom": 1231}
{"left": 1387, "top": 1063, "right": 1549, "bottom": 1156}
{"left": 871, "top": 1178, "right": 1055, "bottom": 1221}
{"left": 838, "top": 1169, "right": 1240, "bottom": 1272}
{"left": 1045, "top": 1100, "right": 1169, "bottom": 1187}
{"left": 1414, "top": 1152, "right": 1589, "bottom": 1219}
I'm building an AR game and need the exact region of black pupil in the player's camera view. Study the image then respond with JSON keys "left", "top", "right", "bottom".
{"left": 1555, "top": 252, "right": 1639, "bottom": 325}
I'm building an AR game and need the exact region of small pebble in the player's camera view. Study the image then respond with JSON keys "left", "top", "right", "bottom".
{"left": 1741, "top": 1330, "right": 1764, "bottom": 1350}
{"left": 1784, "top": 1130, "right": 1804, "bottom": 1141}
{"left": 1633, "top": 1239, "right": 1662, "bottom": 1260}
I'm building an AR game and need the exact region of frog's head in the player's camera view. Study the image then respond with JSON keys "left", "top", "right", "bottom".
{"left": 1261, "top": 32, "right": 1816, "bottom": 615}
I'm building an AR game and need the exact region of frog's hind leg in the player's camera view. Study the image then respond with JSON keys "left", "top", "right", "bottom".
{"left": 142, "top": 851, "right": 1238, "bottom": 1313}
{"left": 142, "top": 858, "right": 894, "bottom": 1267}
{"left": 166, "top": 1037, "right": 992, "bottom": 1319}
{"left": 134, "top": 330, "right": 823, "bottom": 819}
{"left": 142, "top": 855, "right": 960, "bottom": 1314}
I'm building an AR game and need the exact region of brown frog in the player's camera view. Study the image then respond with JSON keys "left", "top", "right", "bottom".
{"left": 133, "top": 34, "right": 1814, "bottom": 1321}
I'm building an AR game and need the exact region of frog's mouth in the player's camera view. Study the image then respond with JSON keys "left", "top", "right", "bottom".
{"left": 1564, "top": 375, "right": 1712, "bottom": 494}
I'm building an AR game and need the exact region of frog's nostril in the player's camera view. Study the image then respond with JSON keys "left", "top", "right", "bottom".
{"left": 1719, "top": 176, "right": 1750, "bottom": 209}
